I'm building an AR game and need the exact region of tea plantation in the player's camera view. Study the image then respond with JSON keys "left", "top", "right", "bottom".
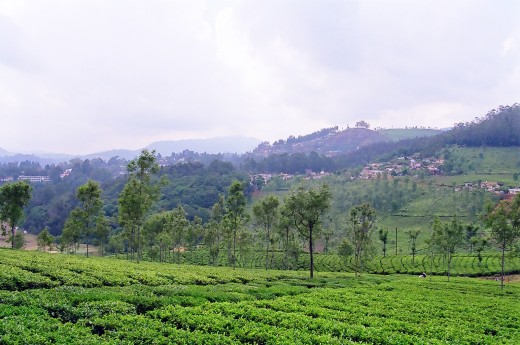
{"left": 0, "top": 249, "right": 519, "bottom": 344}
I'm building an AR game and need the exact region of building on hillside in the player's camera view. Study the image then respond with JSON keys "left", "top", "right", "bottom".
{"left": 18, "top": 175, "right": 51, "bottom": 183}
{"left": 60, "top": 169, "right": 72, "bottom": 179}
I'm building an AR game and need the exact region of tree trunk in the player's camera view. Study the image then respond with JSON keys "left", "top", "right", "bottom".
{"left": 309, "top": 226, "right": 314, "bottom": 279}
{"left": 501, "top": 240, "right": 506, "bottom": 289}
{"left": 233, "top": 229, "right": 237, "bottom": 270}
{"left": 447, "top": 253, "right": 451, "bottom": 281}
{"left": 266, "top": 226, "right": 270, "bottom": 270}
{"left": 285, "top": 228, "right": 290, "bottom": 270}
{"left": 10, "top": 225, "right": 15, "bottom": 250}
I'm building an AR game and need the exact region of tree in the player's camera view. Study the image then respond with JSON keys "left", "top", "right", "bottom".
{"left": 253, "top": 194, "right": 280, "bottom": 270}
{"left": 355, "top": 120, "right": 370, "bottom": 129}
{"left": 0, "top": 181, "right": 32, "bottom": 249}
{"left": 75, "top": 180, "right": 103, "bottom": 257}
{"left": 430, "top": 216, "right": 464, "bottom": 281}
{"left": 472, "top": 236, "right": 488, "bottom": 268}
{"left": 61, "top": 208, "right": 83, "bottom": 253}
{"left": 186, "top": 216, "right": 203, "bottom": 251}
{"left": 37, "top": 227, "right": 54, "bottom": 252}
{"left": 205, "top": 195, "right": 226, "bottom": 266}
{"left": 465, "top": 224, "right": 479, "bottom": 253}
{"left": 337, "top": 238, "right": 353, "bottom": 262}
{"left": 278, "top": 209, "right": 296, "bottom": 270}
{"left": 406, "top": 229, "right": 420, "bottom": 264}
{"left": 118, "top": 149, "right": 160, "bottom": 262}
{"left": 378, "top": 227, "right": 389, "bottom": 257}
{"left": 483, "top": 195, "right": 520, "bottom": 288}
{"left": 9, "top": 231, "right": 26, "bottom": 249}
{"left": 283, "top": 184, "right": 332, "bottom": 278}
{"left": 225, "top": 181, "right": 249, "bottom": 269}
{"left": 168, "top": 206, "right": 189, "bottom": 264}
{"left": 94, "top": 216, "right": 110, "bottom": 256}
{"left": 348, "top": 204, "right": 376, "bottom": 276}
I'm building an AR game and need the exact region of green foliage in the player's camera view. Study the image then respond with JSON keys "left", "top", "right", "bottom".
{"left": 378, "top": 228, "right": 389, "bottom": 257}
{"left": 483, "top": 194, "right": 520, "bottom": 288}
{"left": 225, "top": 181, "right": 248, "bottom": 269}
{"left": 37, "top": 227, "right": 54, "bottom": 252}
{"left": 253, "top": 195, "right": 280, "bottom": 270}
{"left": 348, "top": 204, "right": 376, "bottom": 276}
{"left": 430, "top": 216, "right": 465, "bottom": 280}
{"left": 8, "top": 231, "right": 26, "bottom": 250}
{"left": 0, "top": 250, "right": 519, "bottom": 344}
{"left": 283, "top": 184, "right": 332, "bottom": 278}
{"left": 119, "top": 149, "right": 161, "bottom": 262}
{"left": 0, "top": 181, "right": 32, "bottom": 249}
{"left": 72, "top": 180, "right": 104, "bottom": 257}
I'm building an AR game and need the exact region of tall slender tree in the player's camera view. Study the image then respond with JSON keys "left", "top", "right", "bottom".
{"left": 278, "top": 209, "right": 295, "bottom": 270}
{"left": 430, "top": 216, "right": 464, "bottom": 281}
{"left": 348, "top": 204, "right": 376, "bottom": 276}
{"left": 168, "top": 206, "right": 189, "bottom": 264}
{"left": 378, "top": 227, "right": 389, "bottom": 257}
{"left": 118, "top": 149, "right": 160, "bottom": 262}
{"left": 483, "top": 195, "right": 520, "bottom": 288}
{"left": 283, "top": 184, "right": 332, "bottom": 278}
{"left": 253, "top": 194, "right": 280, "bottom": 270}
{"left": 0, "top": 181, "right": 32, "bottom": 249}
{"left": 76, "top": 180, "right": 103, "bottom": 257}
{"left": 406, "top": 229, "right": 421, "bottom": 264}
{"left": 225, "top": 181, "right": 248, "bottom": 269}
{"left": 205, "top": 195, "right": 226, "bottom": 265}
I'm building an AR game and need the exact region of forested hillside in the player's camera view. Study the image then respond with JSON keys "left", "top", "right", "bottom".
{"left": 0, "top": 104, "right": 519, "bottom": 280}
{"left": 342, "top": 104, "right": 520, "bottom": 168}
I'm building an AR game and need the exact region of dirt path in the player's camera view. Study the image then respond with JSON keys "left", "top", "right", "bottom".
{"left": 0, "top": 232, "right": 98, "bottom": 254}
{"left": 0, "top": 233, "right": 38, "bottom": 250}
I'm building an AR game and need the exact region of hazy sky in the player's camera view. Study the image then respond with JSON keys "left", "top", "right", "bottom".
{"left": 1, "top": 0, "right": 519, "bottom": 155}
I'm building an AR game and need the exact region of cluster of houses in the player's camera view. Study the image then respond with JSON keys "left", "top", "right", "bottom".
{"left": 359, "top": 156, "right": 520, "bottom": 196}
{"left": 455, "top": 181, "right": 520, "bottom": 195}
{"left": 0, "top": 169, "right": 73, "bottom": 184}
{"left": 250, "top": 170, "right": 333, "bottom": 189}
{"left": 360, "top": 157, "right": 444, "bottom": 180}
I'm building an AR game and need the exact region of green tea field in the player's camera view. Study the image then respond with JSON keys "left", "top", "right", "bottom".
{"left": 0, "top": 249, "right": 519, "bottom": 344}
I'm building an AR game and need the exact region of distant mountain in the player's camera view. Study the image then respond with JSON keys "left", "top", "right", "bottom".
{"left": 82, "top": 149, "right": 141, "bottom": 161}
{"left": 147, "top": 136, "right": 261, "bottom": 156}
{"left": 0, "top": 148, "right": 12, "bottom": 156}
{"left": 0, "top": 136, "right": 262, "bottom": 164}
{"left": 0, "top": 153, "right": 70, "bottom": 165}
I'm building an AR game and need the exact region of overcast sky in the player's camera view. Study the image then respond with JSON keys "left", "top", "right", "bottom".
{"left": 1, "top": 0, "right": 519, "bottom": 155}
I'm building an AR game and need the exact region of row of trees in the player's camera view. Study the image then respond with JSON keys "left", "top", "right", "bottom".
{"left": 2, "top": 149, "right": 519, "bottom": 284}
{"left": 54, "top": 150, "right": 336, "bottom": 278}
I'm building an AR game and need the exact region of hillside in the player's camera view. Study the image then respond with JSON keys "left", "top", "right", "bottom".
{"left": 251, "top": 127, "right": 377, "bottom": 157}
{"left": 252, "top": 126, "right": 443, "bottom": 157}
{"left": 0, "top": 249, "right": 519, "bottom": 344}
{"left": 345, "top": 104, "right": 520, "bottom": 168}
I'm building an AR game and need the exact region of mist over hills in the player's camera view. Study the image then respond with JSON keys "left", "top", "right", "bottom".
{"left": 0, "top": 136, "right": 262, "bottom": 163}
{"left": 1, "top": 103, "right": 518, "bottom": 166}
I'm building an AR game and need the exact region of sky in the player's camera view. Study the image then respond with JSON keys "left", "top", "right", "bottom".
{"left": 1, "top": 0, "right": 519, "bottom": 155}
